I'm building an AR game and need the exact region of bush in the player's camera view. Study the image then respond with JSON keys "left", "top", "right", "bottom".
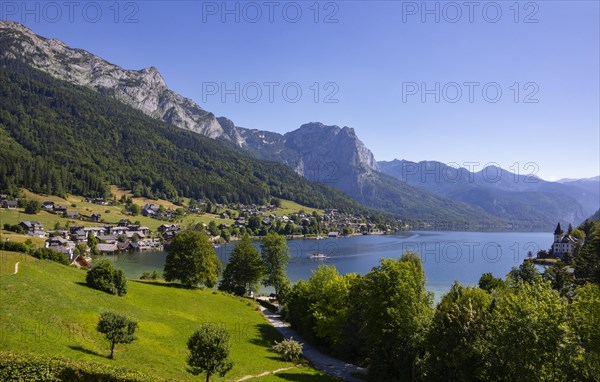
{"left": 0, "top": 351, "right": 157, "bottom": 382}
{"left": 3, "top": 223, "right": 25, "bottom": 234}
{"left": 24, "top": 200, "right": 41, "bottom": 214}
{"left": 31, "top": 248, "right": 70, "bottom": 265}
{"left": 0, "top": 240, "right": 29, "bottom": 253}
{"left": 86, "top": 260, "right": 127, "bottom": 296}
{"left": 272, "top": 337, "right": 303, "bottom": 362}
{"left": 140, "top": 270, "right": 159, "bottom": 280}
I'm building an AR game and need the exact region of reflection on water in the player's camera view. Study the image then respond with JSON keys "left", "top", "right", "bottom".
{"left": 105, "top": 231, "right": 551, "bottom": 300}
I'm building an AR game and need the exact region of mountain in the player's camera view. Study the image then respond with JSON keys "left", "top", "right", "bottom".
{"left": 0, "top": 20, "right": 226, "bottom": 139}
{"left": 0, "top": 21, "right": 508, "bottom": 228}
{"left": 218, "top": 119, "right": 504, "bottom": 227}
{"left": 0, "top": 60, "right": 395, "bottom": 223}
{"left": 557, "top": 176, "right": 600, "bottom": 183}
{"left": 378, "top": 160, "right": 600, "bottom": 227}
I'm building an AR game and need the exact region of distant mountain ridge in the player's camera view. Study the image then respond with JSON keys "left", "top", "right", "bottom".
{"left": 378, "top": 160, "right": 600, "bottom": 226}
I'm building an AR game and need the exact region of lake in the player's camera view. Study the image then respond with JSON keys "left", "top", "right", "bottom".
{"left": 106, "top": 231, "right": 551, "bottom": 300}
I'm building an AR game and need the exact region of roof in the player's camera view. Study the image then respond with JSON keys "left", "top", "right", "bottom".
{"left": 97, "top": 243, "right": 118, "bottom": 252}
{"left": 554, "top": 222, "right": 562, "bottom": 235}
{"left": 20, "top": 221, "right": 42, "bottom": 229}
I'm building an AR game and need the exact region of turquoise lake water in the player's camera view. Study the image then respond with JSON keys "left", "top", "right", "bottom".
{"left": 107, "top": 231, "right": 551, "bottom": 299}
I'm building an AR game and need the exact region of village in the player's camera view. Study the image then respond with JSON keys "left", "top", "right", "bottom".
{"left": 1, "top": 193, "right": 391, "bottom": 268}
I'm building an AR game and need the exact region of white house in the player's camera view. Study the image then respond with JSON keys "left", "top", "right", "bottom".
{"left": 552, "top": 222, "right": 579, "bottom": 258}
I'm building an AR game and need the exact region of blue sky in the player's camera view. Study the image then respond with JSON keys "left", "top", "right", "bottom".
{"left": 3, "top": 1, "right": 599, "bottom": 180}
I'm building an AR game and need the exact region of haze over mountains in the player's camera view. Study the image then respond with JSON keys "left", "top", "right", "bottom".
{"left": 1, "top": 20, "right": 597, "bottom": 229}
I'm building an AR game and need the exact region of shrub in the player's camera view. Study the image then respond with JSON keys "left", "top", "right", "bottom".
{"left": 31, "top": 248, "right": 70, "bottom": 265}
{"left": 140, "top": 270, "right": 159, "bottom": 280}
{"left": 24, "top": 200, "right": 41, "bottom": 214}
{"left": 0, "top": 241, "right": 29, "bottom": 253}
{"left": 273, "top": 337, "right": 303, "bottom": 362}
{"left": 0, "top": 351, "right": 156, "bottom": 381}
{"left": 3, "top": 223, "right": 24, "bottom": 234}
{"left": 86, "top": 260, "right": 127, "bottom": 296}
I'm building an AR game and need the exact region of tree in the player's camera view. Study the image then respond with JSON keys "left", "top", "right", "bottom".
{"left": 74, "top": 242, "right": 87, "bottom": 256}
{"left": 422, "top": 282, "right": 492, "bottom": 381}
{"left": 507, "top": 260, "right": 541, "bottom": 286}
{"left": 260, "top": 232, "right": 290, "bottom": 302}
{"left": 567, "top": 284, "right": 600, "bottom": 380}
{"left": 88, "top": 232, "right": 99, "bottom": 255}
{"left": 208, "top": 221, "right": 219, "bottom": 236}
{"left": 478, "top": 272, "right": 505, "bottom": 293}
{"left": 248, "top": 216, "right": 261, "bottom": 231}
{"left": 304, "top": 265, "right": 357, "bottom": 351}
{"left": 361, "top": 253, "right": 434, "bottom": 381}
{"left": 24, "top": 200, "right": 41, "bottom": 214}
{"left": 129, "top": 203, "right": 140, "bottom": 216}
{"left": 96, "top": 311, "right": 137, "bottom": 359}
{"left": 187, "top": 324, "right": 233, "bottom": 382}
{"left": 543, "top": 262, "right": 576, "bottom": 298}
{"left": 114, "top": 268, "right": 127, "bottom": 296}
{"left": 86, "top": 260, "right": 127, "bottom": 296}
{"left": 220, "top": 229, "right": 230, "bottom": 242}
{"left": 573, "top": 221, "right": 600, "bottom": 284}
{"left": 481, "top": 282, "right": 570, "bottom": 382}
{"left": 164, "top": 230, "right": 221, "bottom": 287}
{"left": 218, "top": 235, "right": 264, "bottom": 296}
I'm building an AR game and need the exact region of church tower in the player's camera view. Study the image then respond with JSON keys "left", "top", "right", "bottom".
{"left": 554, "top": 222, "right": 562, "bottom": 242}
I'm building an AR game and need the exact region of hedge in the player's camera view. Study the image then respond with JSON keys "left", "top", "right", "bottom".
{"left": 0, "top": 352, "right": 161, "bottom": 382}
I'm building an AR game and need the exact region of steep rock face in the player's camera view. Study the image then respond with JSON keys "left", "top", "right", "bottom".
{"left": 0, "top": 20, "right": 225, "bottom": 139}
{"left": 281, "top": 123, "right": 378, "bottom": 198}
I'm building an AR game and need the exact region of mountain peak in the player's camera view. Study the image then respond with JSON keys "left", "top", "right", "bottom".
{"left": 0, "top": 23, "right": 224, "bottom": 139}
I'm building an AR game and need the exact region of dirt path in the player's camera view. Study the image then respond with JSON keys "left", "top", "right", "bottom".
{"left": 236, "top": 366, "right": 298, "bottom": 381}
{"left": 259, "top": 306, "right": 367, "bottom": 382}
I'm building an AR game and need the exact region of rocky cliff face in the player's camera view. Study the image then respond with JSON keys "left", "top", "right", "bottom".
{"left": 0, "top": 20, "right": 225, "bottom": 139}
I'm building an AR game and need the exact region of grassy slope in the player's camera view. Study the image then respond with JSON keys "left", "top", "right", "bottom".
{"left": 0, "top": 260, "right": 336, "bottom": 381}
{"left": 0, "top": 251, "right": 36, "bottom": 275}
{"left": 0, "top": 188, "right": 321, "bottom": 235}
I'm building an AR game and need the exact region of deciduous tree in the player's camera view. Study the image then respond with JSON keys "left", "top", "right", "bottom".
{"left": 186, "top": 324, "right": 233, "bottom": 382}
{"left": 219, "top": 235, "right": 264, "bottom": 296}
{"left": 164, "top": 230, "right": 221, "bottom": 288}
{"left": 261, "top": 233, "right": 290, "bottom": 302}
{"left": 96, "top": 311, "right": 137, "bottom": 359}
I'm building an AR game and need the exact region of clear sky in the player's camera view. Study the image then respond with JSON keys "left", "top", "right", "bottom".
{"left": 3, "top": 1, "right": 599, "bottom": 180}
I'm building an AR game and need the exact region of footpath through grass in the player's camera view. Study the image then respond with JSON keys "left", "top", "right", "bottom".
{"left": 0, "top": 259, "right": 337, "bottom": 381}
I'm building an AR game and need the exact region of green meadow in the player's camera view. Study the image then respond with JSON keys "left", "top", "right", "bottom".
{"left": 0, "top": 256, "right": 337, "bottom": 381}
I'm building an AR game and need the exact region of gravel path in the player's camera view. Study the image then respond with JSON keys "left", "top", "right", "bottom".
{"left": 259, "top": 306, "right": 367, "bottom": 382}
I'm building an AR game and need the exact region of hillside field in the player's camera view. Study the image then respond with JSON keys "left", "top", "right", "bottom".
{"left": 0, "top": 256, "right": 337, "bottom": 381}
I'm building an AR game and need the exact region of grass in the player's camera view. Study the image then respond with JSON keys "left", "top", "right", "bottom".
{"left": 0, "top": 259, "right": 337, "bottom": 381}
{"left": 0, "top": 251, "right": 37, "bottom": 276}
{"left": 1, "top": 188, "right": 234, "bottom": 232}
{"left": 273, "top": 200, "right": 323, "bottom": 217}
{"left": 254, "top": 366, "right": 342, "bottom": 381}
{"left": 0, "top": 231, "right": 46, "bottom": 247}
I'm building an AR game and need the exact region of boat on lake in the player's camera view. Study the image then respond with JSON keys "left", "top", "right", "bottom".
{"left": 307, "top": 252, "right": 327, "bottom": 259}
